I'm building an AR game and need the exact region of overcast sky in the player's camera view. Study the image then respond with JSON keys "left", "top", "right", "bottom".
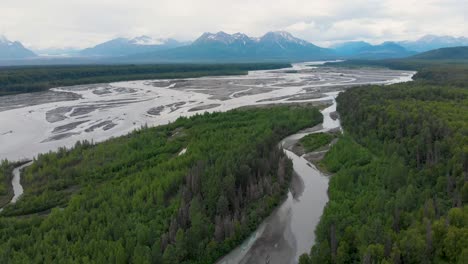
{"left": 1, "top": 0, "right": 467, "bottom": 49}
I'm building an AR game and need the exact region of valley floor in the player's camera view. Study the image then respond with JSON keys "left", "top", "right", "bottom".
{"left": 0, "top": 62, "right": 415, "bottom": 264}
{"left": 0, "top": 62, "right": 413, "bottom": 161}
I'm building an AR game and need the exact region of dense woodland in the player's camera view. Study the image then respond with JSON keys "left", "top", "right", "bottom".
{"left": 0, "top": 63, "right": 289, "bottom": 96}
{"left": 299, "top": 64, "right": 468, "bottom": 263}
{"left": 0, "top": 106, "right": 322, "bottom": 263}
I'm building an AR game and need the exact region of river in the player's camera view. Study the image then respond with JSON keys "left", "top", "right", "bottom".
{"left": 0, "top": 161, "right": 32, "bottom": 212}
{"left": 0, "top": 63, "right": 414, "bottom": 161}
{"left": 216, "top": 93, "right": 340, "bottom": 264}
{"left": 0, "top": 63, "right": 413, "bottom": 259}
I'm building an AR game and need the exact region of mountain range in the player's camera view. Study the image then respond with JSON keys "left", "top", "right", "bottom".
{"left": 331, "top": 41, "right": 416, "bottom": 59}
{"left": 79, "top": 36, "right": 188, "bottom": 57}
{"left": 124, "top": 31, "right": 333, "bottom": 62}
{"left": 398, "top": 35, "right": 468, "bottom": 52}
{"left": 1, "top": 33, "right": 468, "bottom": 64}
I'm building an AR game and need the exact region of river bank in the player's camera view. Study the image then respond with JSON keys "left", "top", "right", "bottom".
{"left": 0, "top": 63, "right": 414, "bottom": 162}
{"left": 216, "top": 92, "right": 341, "bottom": 264}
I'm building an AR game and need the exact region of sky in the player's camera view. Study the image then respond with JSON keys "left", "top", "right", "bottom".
{"left": 1, "top": 0, "right": 467, "bottom": 49}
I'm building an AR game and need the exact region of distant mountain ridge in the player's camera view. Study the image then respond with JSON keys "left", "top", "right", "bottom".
{"left": 332, "top": 41, "right": 415, "bottom": 59}
{"left": 79, "top": 36, "right": 188, "bottom": 57}
{"left": 0, "top": 36, "right": 36, "bottom": 59}
{"left": 411, "top": 46, "right": 468, "bottom": 60}
{"left": 2, "top": 32, "right": 468, "bottom": 64}
{"left": 331, "top": 41, "right": 372, "bottom": 55}
{"left": 398, "top": 35, "right": 468, "bottom": 52}
{"left": 124, "top": 31, "right": 333, "bottom": 62}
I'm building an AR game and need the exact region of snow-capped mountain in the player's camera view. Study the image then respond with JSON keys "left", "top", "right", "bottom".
{"left": 398, "top": 35, "right": 468, "bottom": 52}
{"left": 255, "top": 31, "right": 327, "bottom": 59}
{"left": 0, "top": 35, "right": 36, "bottom": 60}
{"left": 79, "top": 36, "right": 188, "bottom": 57}
{"left": 193, "top": 31, "right": 316, "bottom": 48}
{"left": 126, "top": 31, "right": 333, "bottom": 62}
{"left": 260, "top": 31, "right": 311, "bottom": 47}
{"left": 192, "top": 32, "right": 258, "bottom": 49}
{"left": 129, "top": 35, "right": 169, "bottom": 46}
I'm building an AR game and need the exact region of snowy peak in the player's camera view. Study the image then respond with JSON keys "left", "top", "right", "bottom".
{"left": 232, "top": 33, "right": 253, "bottom": 44}
{"left": 169, "top": 30, "right": 332, "bottom": 61}
{"left": 258, "top": 31, "right": 319, "bottom": 52}
{"left": 195, "top": 31, "right": 241, "bottom": 45}
{"left": 194, "top": 31, "right": 261, "bottom": 47}
{"left": 0, "top": 35, "right": 20, "bottom": 46}
{"left": 0, "top": 35, "right": 36, "bottom": 60}
{"left": 129, "top": 35, "right": 171, "bottom": 46}
{"left": 194, "top": 31, "right": 314, "bottom": 48}
{"left": 232, "top": 33, "right": 249, "bottom": 39}
{"left": 261, "top": 31, "right": 309, "bottom": 46}
{"left": 98, "top": 36, "right": 177, "bottom": 47}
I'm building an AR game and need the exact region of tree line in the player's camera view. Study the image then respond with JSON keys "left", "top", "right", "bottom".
{"left": 0, "top": 63, "right": 290, "bottom": 96}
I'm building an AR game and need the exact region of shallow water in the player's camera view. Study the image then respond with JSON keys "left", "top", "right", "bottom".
{"left": 0, "top": 62, "right": 414, "bottom": 161}
{"left": 11, "top": 161, "right": 32, "bottom": 204}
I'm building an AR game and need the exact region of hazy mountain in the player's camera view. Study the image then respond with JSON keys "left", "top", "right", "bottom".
{"left": 125, "top": 31, "right": 334, "bottom": 62}
{"left": 355, "top": 42, "right": 416, "bottom": 59}
{"left": 332, "top": 41, "right": 415, "bottom": 59}
{"left": 0, "top": 36, "right": 36, "bottom": 60}
{"left": 12, "top": 32, "right": 468, "bottom": 64}
{"left": 399, "top": 35, "right": 468, "bottom": 52}
{"left": 33, "top": 47, "right": 81, "bottom": 57}
{"left": 256, "top": 31, "right": 329, "bottom": 59}
{"left": 411, "top": 46, "right": 468, "bottom": 60}
{"left": 331, "top": 41, "right": 373, "bottom": 56}
{"left": 79, "top": 36, "right": 188, "bottom": 57}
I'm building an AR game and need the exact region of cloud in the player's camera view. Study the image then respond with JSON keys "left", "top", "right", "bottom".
{"left": 0, "top": 0, "right": 466, "bottom": 49}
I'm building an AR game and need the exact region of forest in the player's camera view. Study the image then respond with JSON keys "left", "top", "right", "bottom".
{"left": 0, "top": 63, "right": 289, "bottom": 96}
{"left": 299, "top": 63, "right": 468, "bottom": 263}
{"left": 0, "top": 105, "right": 322, "bottom": 263}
